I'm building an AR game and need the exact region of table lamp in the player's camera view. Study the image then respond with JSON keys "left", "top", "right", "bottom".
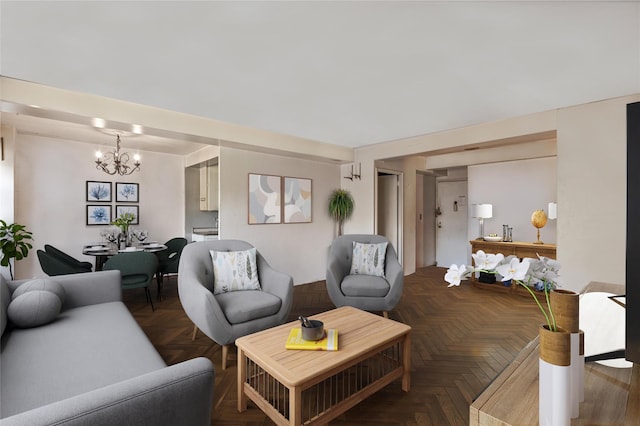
{"left": 471, "top": 204, "right": 493, "bottom": 240}
{"left": 531, "top": 209, "right": 548, "bottom": 244}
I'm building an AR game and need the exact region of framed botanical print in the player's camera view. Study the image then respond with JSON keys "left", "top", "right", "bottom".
{"left": 86, "top": 205, "right": 112, "bottom": 225}
{"left": 86, "top": 181, "right": 112, "bottom": 202}
{"left": 116, "top": 205, "right": 140, "bottom": 225}
{"left": 116, "top": 182, "right": 139, "bottom": 202}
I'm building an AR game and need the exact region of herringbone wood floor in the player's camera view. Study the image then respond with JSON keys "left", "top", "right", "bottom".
{"left": 123, "top": 266, "right": 545, "bottom": 425}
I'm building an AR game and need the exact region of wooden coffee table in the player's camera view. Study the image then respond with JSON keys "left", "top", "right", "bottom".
{"left": 236, "top": 306, "right": 411, "bottom": 425}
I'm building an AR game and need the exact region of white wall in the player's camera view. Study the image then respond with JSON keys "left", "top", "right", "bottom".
{"left": 468, "top": 157, "right": 557, "bottom": 245}
{"left": 0, "top": 127, "right": 16, "bottom": 280}
{"left": 218, "top": 147, "right": 339, "bottom": 285}
{"left": 557, "top": 94, "right": 640, "bottom": 290}
{"left": 13, "top": 133, "right": 185, "bottom": 279}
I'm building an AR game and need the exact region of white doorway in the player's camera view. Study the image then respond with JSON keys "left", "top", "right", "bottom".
{"left": 376, "top": 169, "right": 403, "bottom": 265}
{"left": 435, "top": 179, "right": 468, "bottom": 267}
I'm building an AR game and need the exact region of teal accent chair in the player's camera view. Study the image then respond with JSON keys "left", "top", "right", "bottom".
{"left": 104, "top": 251, "right": 159, "bottom": 311}
{"left": 37, "top": 245, "right": 93, "bottom": 276}
{"left": 155, "top": 237, "right": 188, "bottom": 299}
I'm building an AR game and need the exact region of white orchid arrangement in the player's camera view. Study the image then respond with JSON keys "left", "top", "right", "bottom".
{"left": 444, "top": 250, "right": 562, "bottom": 331}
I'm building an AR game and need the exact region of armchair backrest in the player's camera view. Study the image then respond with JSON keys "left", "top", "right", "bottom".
{"left": 44, "top": 244, "right": 92, "bottom": 271}
{"left": 37, "top": 250, "right": 90, "bottom": 276}
{"left": 157, "top": 237, "right": 188, "bottom": 266}
{"left": 103, "top": 251, "right": 158, "bottom": 288}
{"left": 179, "top": 240, "right": 259, "bottom": 293}
{"left": 328, "top": 234, "right": 397, "bottom": 276}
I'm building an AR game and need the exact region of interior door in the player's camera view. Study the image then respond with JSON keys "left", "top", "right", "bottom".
{"left": 435, "top": 180, "right": 468, "bottom": 267}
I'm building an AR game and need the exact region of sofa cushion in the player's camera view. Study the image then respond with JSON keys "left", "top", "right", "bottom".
{"left": 341, "top": 274, "right": 390, "bottom": 298}
{"left": 210, "top": 248, "right": 261, "bottom": 294}
{"left": 1, "top": 275, "right": 9, "bottom": 337}
{"left": 215, "top": 290, "right": 281, "bottom": 324}
{"left": 349, "top": 241, "right": 388, "bottom": 277}
{"left": 7, "top": 290, "right": 62, "bottom": 328}
{"left": 0, "top": 301, "right": 166, "bottom": 418}
{"left": 12, "top": 278, "right": 66, "bottom": 304}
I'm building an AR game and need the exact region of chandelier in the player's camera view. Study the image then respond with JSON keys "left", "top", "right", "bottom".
{"left": 95, "top": 134, "right": 141, "bottom": 176}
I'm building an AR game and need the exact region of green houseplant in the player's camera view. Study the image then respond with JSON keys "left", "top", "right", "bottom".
{"left": 0, "top": 220, "right": 34, "bottom": 279}
{"left": 328, "top": 189, "right": 354, "bottom": 236}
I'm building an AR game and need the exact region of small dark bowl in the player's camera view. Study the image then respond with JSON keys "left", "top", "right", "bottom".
{"left": 301, "top": 320, "right": 324, "bottom": 341}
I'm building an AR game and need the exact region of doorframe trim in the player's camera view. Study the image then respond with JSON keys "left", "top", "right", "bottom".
{"left": 374, "top": 167, "right": 404, "bottom": 266}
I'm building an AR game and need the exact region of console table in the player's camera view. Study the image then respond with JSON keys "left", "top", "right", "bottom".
{"left": 469, "top": 240, "right": 556, "bottom": 299}
{"left": 469, "top": 240, "right": 556, "bottom": 261}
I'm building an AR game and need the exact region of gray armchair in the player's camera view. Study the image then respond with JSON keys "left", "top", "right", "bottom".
{"left": 178, "top": 240, "right": 293, "bottom": 370}
{"left": 326, "top": 234, "right": 404, "bottom": 318}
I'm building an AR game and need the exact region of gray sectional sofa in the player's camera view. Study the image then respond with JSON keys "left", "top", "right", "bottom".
{"left": 0, "top": 270, "right": 215, "bottom": 425}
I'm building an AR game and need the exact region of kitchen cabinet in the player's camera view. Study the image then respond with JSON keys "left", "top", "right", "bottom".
{"left": 199, "top": 163, "right": 218, "bottom": 211}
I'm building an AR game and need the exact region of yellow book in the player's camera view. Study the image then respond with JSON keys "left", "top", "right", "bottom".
{"left": 285, "top": 328, "right": 339, "bottom": 351}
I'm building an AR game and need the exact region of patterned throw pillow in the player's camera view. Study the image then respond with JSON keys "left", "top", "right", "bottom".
{"left": 210, "top": 248, "right": 261, "bottom": 294}
{"left": 349, "top": 242, "right": 388, "bottom": 277}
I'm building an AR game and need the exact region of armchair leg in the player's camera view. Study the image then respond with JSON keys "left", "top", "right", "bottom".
{"left": 222, "top": 344, "right": 229, "bottom": 370}
{"left": 383, "top": 311, "right": 389, "bottom": 319}
{"left": 191, "top": 324, "right": 198, "bottom": 341}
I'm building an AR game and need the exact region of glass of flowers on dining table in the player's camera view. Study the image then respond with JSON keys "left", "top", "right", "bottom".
{"left": 132, "top": 229, "right": 149, "bottom": 244}
{"left": 100, "top": 227, "right": 119, "bottom": 248}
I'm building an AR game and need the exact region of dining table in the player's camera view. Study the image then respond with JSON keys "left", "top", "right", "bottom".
{"left": 82, "top": 242, "right": 168, "bottom": 271}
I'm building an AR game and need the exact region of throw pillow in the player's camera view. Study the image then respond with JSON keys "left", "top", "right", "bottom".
{"left": 7, "top": 290, "right": 62, "bottom": 328}
{"left": 12, "top": 278, "right": 66, "bottom": 304}
{"left": 350, "top": 241, "right": 388, "bottom": 277}
{"left": 210, "top": 248, "right": 261, "bottom": 295}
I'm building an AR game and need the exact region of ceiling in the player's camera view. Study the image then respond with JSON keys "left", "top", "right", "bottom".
{"left": 1, "top": 1, "right": 639, "bottom": 157}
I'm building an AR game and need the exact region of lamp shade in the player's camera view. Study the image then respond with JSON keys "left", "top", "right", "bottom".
{"left": 548, "top": 202, "right": 557, "bottom": 220}
{"left": 471, "top": 204, "right": 493, "bottom": 219}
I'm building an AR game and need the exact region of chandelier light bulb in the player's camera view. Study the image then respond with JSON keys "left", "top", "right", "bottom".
{"left": 95, "top": 150, "right": 103, "bottom": 159}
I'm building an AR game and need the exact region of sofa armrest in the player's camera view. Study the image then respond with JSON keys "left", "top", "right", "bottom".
{"left": 9, "top": 271, "right": 122, "bottom": 309}
{"left": 0, "top": 357, "right": 215, "bottom": 426}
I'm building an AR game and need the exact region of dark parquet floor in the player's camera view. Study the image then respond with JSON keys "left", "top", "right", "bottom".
{"left": 123, "top": 266, "right": 545, "bottom": 425}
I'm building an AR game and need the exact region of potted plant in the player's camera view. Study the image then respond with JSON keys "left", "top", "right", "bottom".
{"left": 0, "top": 220, "right": 34, "bottom": 279}
{"left": 328, "top": 189, "right": 354, "bottom": 236}
{"left": 111, "top": 213, "right": 136, "bottom": 248}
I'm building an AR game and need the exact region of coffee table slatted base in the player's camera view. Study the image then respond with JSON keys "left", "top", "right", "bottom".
{"left": 242, "top": 341, "right": 405, "bottom": 425}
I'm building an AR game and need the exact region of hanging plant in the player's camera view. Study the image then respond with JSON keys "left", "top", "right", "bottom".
{"left": 328, "top": 189, "right": 354, "bottom": 236}
{"left": 0, "top": 220, "right": 34, "bottom": 280}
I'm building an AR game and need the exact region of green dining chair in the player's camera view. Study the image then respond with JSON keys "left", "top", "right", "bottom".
{"left": 44, "top": 244, "right": 93, "bottom": 273}
{"left": 155, "top": 237, "right": 188, "bottom": 300}
{"left": 104, "top": 251, "right": 159, "bottom": 311}
{"left": 37, "top": 249, "right": 93, "bottom": 276}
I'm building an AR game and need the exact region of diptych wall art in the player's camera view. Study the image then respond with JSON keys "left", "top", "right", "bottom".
{"left": 284, "top": 177, "right": 312, "bottom": 223}
{"left": 248, "top": 174, "right": 282, "bottom": 224}
{"left": 248, "top": 174, "right": 312, "bottom": 225}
